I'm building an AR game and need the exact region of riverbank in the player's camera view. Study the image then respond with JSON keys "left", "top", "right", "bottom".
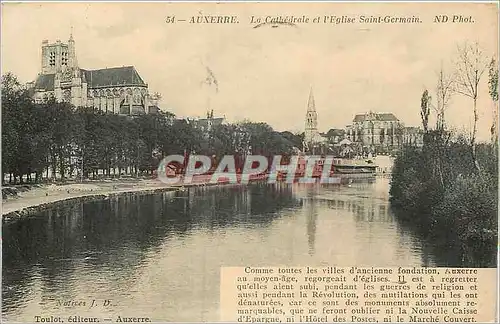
{"left": 389, "top": 141, "right": 498, "bottom": 267}
{"left": 1, "top": 177, "right": 238, "bottom": 222}
{"left": 2, "top": 172, "right": 369, "bottom": 222}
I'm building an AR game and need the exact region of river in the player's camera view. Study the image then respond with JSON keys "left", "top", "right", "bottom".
{"left": 2, "top": 177, "right": 457, "bottom": 322}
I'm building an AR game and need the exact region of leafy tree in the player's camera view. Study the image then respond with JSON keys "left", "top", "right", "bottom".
{"left": 1, "top": 72, "right": 304, "bottom": 183}
{"left": 420, "top": 89, "right": 431, "bottom": 133}
{"left": 488, "top": 57, "right": 499, "bottom": 104}
{"left": 280, "top": 131, "right": 303, "bottom": 149}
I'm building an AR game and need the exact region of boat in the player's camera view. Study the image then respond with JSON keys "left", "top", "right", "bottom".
{"left": 331, "top": 158, "right": 377, "bottom": 175}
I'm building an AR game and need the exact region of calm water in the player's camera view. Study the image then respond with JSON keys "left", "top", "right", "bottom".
{"left": 2, "top": 178, "right": 458, "bottom": 322}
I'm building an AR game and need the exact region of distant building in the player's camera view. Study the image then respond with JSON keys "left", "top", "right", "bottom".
{"left": 191, "top": 110, "right": 224, "bottom": 134}
{"left": 147, "top": 93, "right": 162, "bottom": 115}
{"left": 345, "top": 111, "right": 403, "bottom": 153}
{"left": 324, "top": 128, "right": 346, "bottom": 145}
{"left": 402, "top": 127, "right": 424, "bottom": 147}
{"left": 28, "top": 33, "right": 159, "bottom": 115}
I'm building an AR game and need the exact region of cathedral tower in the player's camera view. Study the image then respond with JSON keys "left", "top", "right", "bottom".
{"left": 40, "top": 31, "right": 78, "bottom": 75}
{"left": 304, "top": 88, "right": 319, "bottom": 148}
{"left": 32, "top": 33, "right": 152, "bottom": 115}
{"left": 41, "top": 39, "right": 69, "bottom": 74}
{"left": 67, "top": 31, "right": 78, "bottom": 69}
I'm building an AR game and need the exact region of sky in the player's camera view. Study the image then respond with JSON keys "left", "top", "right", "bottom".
{"left": 1, "top": 2, "right": 498, "bottom": 141}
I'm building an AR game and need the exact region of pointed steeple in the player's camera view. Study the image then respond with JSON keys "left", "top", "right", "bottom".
{"left": 304, "top": 87, "right": 319, "bottom": 151}
{"left": 307, "top": 87, "right": 316, "bottom": 112}
{"left": 68, "top": 28, "right": 78, "bottom": 68}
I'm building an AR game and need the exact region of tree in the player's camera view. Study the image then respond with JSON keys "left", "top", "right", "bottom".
{"left": 420, "top": 89, "right": 431, "bottom": 133}
{"left": 395, "top": 123, "right": 405, "bottom": 149}
{"left": 453, "top": 41, "right": 489, "bottom": 173}
{"left": 433, "top": 65, "right": 454, "bottom": 131}
{"left": 46, "top": 100, "right": 80, "bottom": 180}
{"left": 488, "top": 57, "right": 498, "bottom": 145}
{"left": 1, "top": 73, "right": 53, "bottom": 183}
{"left": 1, "top": 73, "right": 24, "bottom": 183}
{"left": 280, "top": 131, "right": 303, "bottom": 149}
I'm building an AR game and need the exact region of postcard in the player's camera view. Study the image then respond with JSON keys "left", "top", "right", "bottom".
{"left": 1, "top": 2, "right": 498, "bottom": 323}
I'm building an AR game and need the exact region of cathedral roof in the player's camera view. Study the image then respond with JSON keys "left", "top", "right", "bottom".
{"left": 32, "top": 66, "right": 146, "bottom": 91}
{"left": 82, "top": 66, "right": 146, "bottom": 88}
{"left": 353, "top": 113, "right": 399, "bottom": 123}
{"left": 34, "top": 73, "right": 55, "bottom": 91}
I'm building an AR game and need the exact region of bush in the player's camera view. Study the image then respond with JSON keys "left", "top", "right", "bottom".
{"left": 390, "top": 139, "right": 498, "bottom": 266}
{"left": 435, "top": 172, "right": 497, "bottom": 243}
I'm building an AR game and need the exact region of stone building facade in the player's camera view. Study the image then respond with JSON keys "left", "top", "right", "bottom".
{"left": 345, "top": 111, "right": 404, "bottom": 152}
{"left": 402, "top": 126, "right": 424, "bottom": 147}
{"left": 28, "top": 34, "right": 158, "bottom": 114}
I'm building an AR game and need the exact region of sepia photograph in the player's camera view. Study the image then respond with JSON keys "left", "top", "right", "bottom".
{"left": 1, "top": 2, "right": 498, "bottom": 323}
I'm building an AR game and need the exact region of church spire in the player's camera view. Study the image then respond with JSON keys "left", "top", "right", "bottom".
{"left": 304, "top": 87, "right": 319, "bottom": 152}
{"left": 307, "top": 87, "right": 316, "bottom": 112}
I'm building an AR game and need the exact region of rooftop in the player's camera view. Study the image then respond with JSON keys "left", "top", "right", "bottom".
{"left": 82, "top": 66, "right": 146, "bottom": 88}
{"left": 353, "top": 112, "right": 399, "bottom": 123}
{"left": 33, "top": 66, "right": 146, "bottom": 91}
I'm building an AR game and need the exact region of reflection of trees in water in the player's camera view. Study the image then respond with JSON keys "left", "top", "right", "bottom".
{"left": 2, "top": 184, "right": 300, "bottom": 313}
{"left": 295, "top": 184, "right": 395, "bottom": 257}
{"left": 246, "top": 183, "right": 301, "bottom": 224}
{"left": 391, "top": 206, "right": 492, "bottom": 267}
{"left": 2, "top": 203, "right": 88, "bottom": 313}
{"left": 315, "top": 193, "right": 438, "bottom": 266}
{"left": 310, "top": 196, "right": 393, "bottom": 223}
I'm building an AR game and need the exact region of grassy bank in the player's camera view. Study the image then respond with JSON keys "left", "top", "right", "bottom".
{"left": 1, "top": 176, "right": 247, "bottom": 221}
{"left": 389, "top": 134, "right": 498, "bottom": 267}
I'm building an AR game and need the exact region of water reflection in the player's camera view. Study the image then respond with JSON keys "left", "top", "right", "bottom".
{"left": 2, "top": 179, "right": 449, "bottom": 322}
{"left": 303, "top": 188, "right": 318, "bottom": 256}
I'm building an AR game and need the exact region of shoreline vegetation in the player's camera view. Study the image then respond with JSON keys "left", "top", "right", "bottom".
{"left": 1, "top": 175, "right": 258, "bottom": 221}
{"left": 389, "top": 138, "right": 497, "bottom": 267}
{"left": 1, "top": 171, "right": 365, "bottom": 222}
{"left": 389, "top": 42, "right": 499, "bottom": 267}
{"left": 2, "top": 72, "right": 308, "bottom": 188}
{"left": 1, "top": 71, "right": 304, "bottom": 222}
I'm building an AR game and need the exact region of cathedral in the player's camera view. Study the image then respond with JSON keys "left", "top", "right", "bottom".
{"left": 345, "top": 112, "right": 404, "bottom": 152}
{"left": 28, "top": 33, "right": 159, "bottom": 114}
